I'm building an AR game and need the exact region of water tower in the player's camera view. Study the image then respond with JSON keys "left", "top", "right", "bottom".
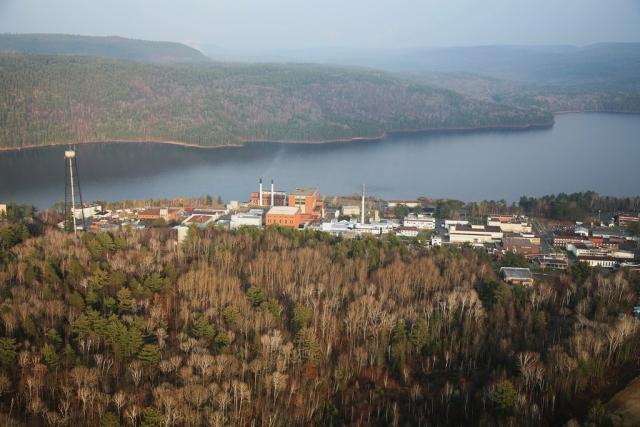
{"left": 64, "top": 147, "right": 86, "bottom": 235}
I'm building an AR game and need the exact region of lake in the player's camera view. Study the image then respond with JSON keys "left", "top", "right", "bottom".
{"left": 1, "top": 113, "right": 639, "bottom": 209}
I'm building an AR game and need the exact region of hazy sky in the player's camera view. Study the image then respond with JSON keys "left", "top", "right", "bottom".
{"left": 1, "top": 0, "right": 640, "bottom": 49}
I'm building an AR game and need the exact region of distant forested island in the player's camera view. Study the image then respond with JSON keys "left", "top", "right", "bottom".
{"left": 0, "top": 34, "right": 639, "bottom": 150}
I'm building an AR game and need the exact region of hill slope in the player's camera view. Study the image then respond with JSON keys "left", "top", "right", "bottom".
{"left": 0, "top": 33, "right": 209, "bottom": 63}
{"left": 0, "top": 223, "right": 638, "bottom": 425}
{"left": 0, "top": 55, "right": 553, "bottom": 149}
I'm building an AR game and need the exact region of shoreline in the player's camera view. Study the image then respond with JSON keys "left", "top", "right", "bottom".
{"left": 0, "top": 121, "right": 555, "bottom": 154}
{"left": 5, "top": 109, "right": 640, "bottom": 153}
{"left": 0, "top": 138, "right": 245, "bottom": 153}
{"left": 554, "top": 109, "right": 640, "bottom": 115}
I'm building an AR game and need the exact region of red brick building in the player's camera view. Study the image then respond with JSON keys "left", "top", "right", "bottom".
{"left": 249, "top": 179, "right": 287, "bottom": 207}
{"left": 552, "top": 231, "right": 589, "bottom": 247}
{"left": 288, "top": 188, "right": 323, "bottom": 222}
{"left": 266, "top": 206, "right": 302, "bottom": 229}
{"left": 250, "top": 191, "right": 287, "bottom": 207}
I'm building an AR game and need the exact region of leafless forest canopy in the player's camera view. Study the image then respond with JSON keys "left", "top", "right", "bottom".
{"left": 0, "top": 224, "right": 638, "bottom": 426}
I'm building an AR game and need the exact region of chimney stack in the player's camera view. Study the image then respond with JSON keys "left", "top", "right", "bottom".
{"left": 270, "top": 179, "right": 275, "bottom": 207}
{"left": 259, "top": 178, "right": 263, "bottom": 207}
{"left": 361, "top": 184, "right": 366, "bottom": 224}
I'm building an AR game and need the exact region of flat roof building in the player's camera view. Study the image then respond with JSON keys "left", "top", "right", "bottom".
{"left": 500, "top": 267, "right": 534, "bottom": 286}
{"left": 396, "top": 227, "right": 419, "bottom": 238}
{"left": 578, "top": 256, "right": 618, "bottom": 269}
{"left": 320, "top": 220, "right": 351, "bottom": 235}
{"left": 487, "top": 215, "right": 532, "bottom": 234}
{"left": 552, "top": 231, "right": 589, "bottom": 247}
{"left": 616, "top": 213, "right": 640, "bottom": 227}
{"left": 137, "top": 207, "right": 182, "bottom": 222}
{"left": 387, "top": 200, "right": 421, "bottom": 208}
{"left": 182, "top": 214, "right": 217, "bottom": 228}
{"left": 266, "top": 206, "right": 302, "bottom": 229}
{"left": 502, "top": 236, "right": 540, "bottom": 255}
{"left": 73, "top": 204, "right": 103, "bottom": 220}
{"left": 449, "top": 224, "right": 503, "bottom": 244}
{"left": 230, "top": 213, "right": 263, "bottom": 230}
{"left": 536, "top": 255, "right": 569, "bottom": 270}
{"left": 403, "top": 214, "right": 435, "bottom": 230}
{"left": 444, "top": 219, "right": 469, "bottom": 230}
{"left": 341, "top": 205, "right": 361, "bottom": 216}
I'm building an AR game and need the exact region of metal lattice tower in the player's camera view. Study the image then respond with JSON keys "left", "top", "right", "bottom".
{"left": 64, "top": 146, "right": 86, "bottom": 236}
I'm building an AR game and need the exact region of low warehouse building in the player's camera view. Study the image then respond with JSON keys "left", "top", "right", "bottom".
{"left": 182, "top": 214, "right": 217, "bottom": 228}
{"left": 487, "top": 215, "right": 532, "bottom": 233}
{"left": 578, "top": 256, "right": 617, "bottom": 268}
{"left": 502, "top": 236, "right": 540, "bottom": 255}
{"left": 396, "top": 227, "right": 419, "bottom": 238}
{"left": 230, "top": 213, "right": 263, "bottom": 229}
{"left": 500, "top": 267, "right": 534, "bottom": 286}
{"left": 449, "top": 225, "right": 503, "bottom": 244}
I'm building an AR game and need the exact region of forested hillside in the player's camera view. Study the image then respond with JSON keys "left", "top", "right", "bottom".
{"left": 0, "top": 223, "right": 638, "bottom": 425}
{"left": 0, "top": 34, "right": 208, "bottom": 64}
{"left": 0, "top": 55, "right": 553, "bottom": 149}
{"left": 242, "top": 44, "right": 640, "bottom": 88}
{"left": 413, "top": 72, "right": 640, "bottom": 115}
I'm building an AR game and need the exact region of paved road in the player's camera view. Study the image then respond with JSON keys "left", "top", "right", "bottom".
{"left": 532, "top": 217, "right": 554, "bottom": 255}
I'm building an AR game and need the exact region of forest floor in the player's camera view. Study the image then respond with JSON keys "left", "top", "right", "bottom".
{"left": 607, "top": 376, "right": 640, "bottom": 426}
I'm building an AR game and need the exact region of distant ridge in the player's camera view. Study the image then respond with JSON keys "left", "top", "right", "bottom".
{"left": 202, "top": 43, "right": 640, "bottom": 88}
{"left": 0, "top": 33, "right": 209, "bottom": 63}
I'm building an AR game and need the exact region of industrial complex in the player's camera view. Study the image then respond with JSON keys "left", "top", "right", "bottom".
{"left": 21, "top": 174, "right": 635, "bottom": 284}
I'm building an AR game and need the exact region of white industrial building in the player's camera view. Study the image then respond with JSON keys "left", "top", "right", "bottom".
{"left": 567, "top": 244, "right": 635, "bottom": 261}
{"left": 230, "top": 212, "right": 263, "bottom": 229}
{"left": 449, "top": 224, "right": 503, "bottom": 244}
{"left": 175, "top": 226, "right": 189, "bottom": 244}
{"left": 319, "top": 220, "right": 352, "bottom": 235}
{"left": 73, "top": 204, "right": 102, "bottom": 220}
{"left": 403, "top": 213, "right": 435, "bottom": 230}
{"left": 182, "top": 214, "right": 217, "bottom": 228}
{"left": 396, "top": 227, "right": 419, "bottom": 238}
{"left": 578, "top": 256, "right": 617, "bottom": 268}
{"left": 487, "top": 215, "right": 532, "bottom": 233}
{"left": 351, "top": 220, "right": 398, "bottom": 236}
{"left": 612, "top": 251, "right": 636, "bottom": 260}
{"left": 388, "top": 200, "right": 421, "bottom": 208}
{"left": 574, "top": 224, "right": 589, "bottom": 237}
{"left": 567, "top": 244, "right": 608, "bottom": 258}
{"left": 341, "top": 205, "right": 361, "bottom": 216}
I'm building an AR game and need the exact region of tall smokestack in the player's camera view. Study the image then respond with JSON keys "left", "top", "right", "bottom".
{"left": 270, "top": 179, "right": 275, "bottom": 207}
{"left": 361, "top": 184, "right": 365, "bottom": 224}
{"left": 259, "top": 178, "right": 263, "bottom": 207}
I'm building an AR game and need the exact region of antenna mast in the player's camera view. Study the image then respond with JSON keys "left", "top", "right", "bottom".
{"left": 361, "top": 184, "right": 366, "bottom": 224}
{"left": 64, "top": 145, "right": 86, "bottom": 236}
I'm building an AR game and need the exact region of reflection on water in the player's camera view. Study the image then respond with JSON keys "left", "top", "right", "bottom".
{"left": 1, "top": 113, "right": 639, "bottom": 208}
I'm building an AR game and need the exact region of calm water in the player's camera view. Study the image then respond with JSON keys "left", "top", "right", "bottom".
{"left": 1, "top": 113, "right": 639, "bottom": 209}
